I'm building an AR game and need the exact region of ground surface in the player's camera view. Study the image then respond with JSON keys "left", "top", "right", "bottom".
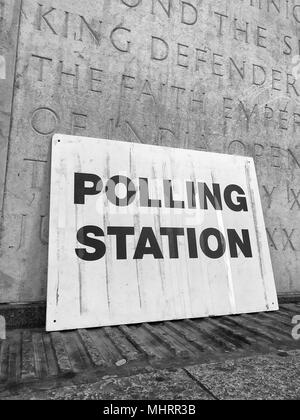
{"left": 2, "top": 351, "right": 300, "bottom": 400}
{"left": 1, "top": 304, "right": 300, "bottom": 400}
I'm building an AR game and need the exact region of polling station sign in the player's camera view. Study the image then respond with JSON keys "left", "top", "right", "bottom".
{"left": 46, "top": 135, "right": 278, "bottom": 332}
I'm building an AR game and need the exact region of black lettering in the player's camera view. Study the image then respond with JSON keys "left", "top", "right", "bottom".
{"left": 224, "top": 185, "right": 248, "bottom": 212}
{"left": 186, "top": 181, "right": 196, "bottom": 209}
{"left": 74, "top": 173, "right": 103, "bottom": 205}
{"left": 160, "top": 228, "right": 185, "bottom": 258}
{"left": 76, "top": 226, "right": 106, "bottom": 261}
{"left": 198, "top": 183, "right": 222, "bottom": 210}
{"left": 107, "top": 227, "right": 135, "bottom": 259}
{"left": 200, "top": 228, "right": 226, "bottom": 259}
{"left": 139, "top": 178, "right": 162, "bottom": 208}
{"left": 187, "top": 228, "right": 198, "bottom": 258}
{"left": 106, "top": 176, "right": 136, "bottom": 207}
{"left": 228, "top": 229, "right": 253, "bottom": 258}
{"left": 133, "top": 227, "right": 163, "bottom": 259}
{"left": 164, "top": 180, "right": 185, "bottom": 208}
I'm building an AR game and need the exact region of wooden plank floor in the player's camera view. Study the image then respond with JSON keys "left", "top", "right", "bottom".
{"left": 0, "top": 304, "right": 300, "bottom": 389}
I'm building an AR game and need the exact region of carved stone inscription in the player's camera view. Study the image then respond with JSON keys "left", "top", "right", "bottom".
{"left": 1, "top": 0, "right": 300, "bottom": 302}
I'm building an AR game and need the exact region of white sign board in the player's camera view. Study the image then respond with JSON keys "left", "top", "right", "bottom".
{"left": 46, "top": 135, "right": 278, "bottom": 332}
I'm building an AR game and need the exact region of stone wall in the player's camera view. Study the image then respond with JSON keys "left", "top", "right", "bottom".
{"left": 1, "top": 0, "right": 300, "bottom": 304}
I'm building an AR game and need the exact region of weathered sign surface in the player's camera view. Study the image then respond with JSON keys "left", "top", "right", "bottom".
{"left": 46, "top": 135, "right": 278, "bottom": 331}
{"left": 1, "top": 0, "right": 300, "bottom": 305}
